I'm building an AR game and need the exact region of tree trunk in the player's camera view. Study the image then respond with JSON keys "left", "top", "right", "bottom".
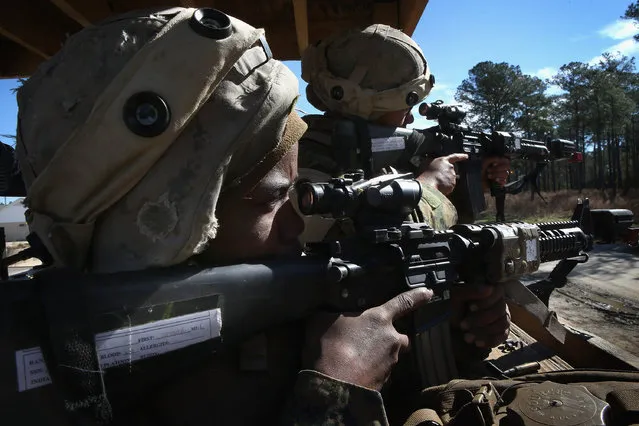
{"left": 616, "top": 135, "right": 623, "bottom": 189}
{"left": 630, "top": 117, "right": 639, "bottom": 187}
{"left": 580, "top": 123, "right": 586, "bottom": 191}
{"left": 621, "top": 125, "right": 632, "bottom": 197}
{"left": 609, "top": 132, "right": 616, "bottom": 200}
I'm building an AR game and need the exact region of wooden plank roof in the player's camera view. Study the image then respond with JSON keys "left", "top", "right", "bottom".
{"left": 0, "top": 0, "right": 429, "bottom": 79}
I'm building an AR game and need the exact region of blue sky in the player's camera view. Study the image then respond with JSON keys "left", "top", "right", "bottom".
{"left": 0, "top": 0, "right": 637, "bottom": 141}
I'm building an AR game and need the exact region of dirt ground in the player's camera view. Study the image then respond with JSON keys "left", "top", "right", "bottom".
{"left": 5, "top": 241, "right": 41, "bottom": 268}
{"left": 521, "top": 243, "right": 639, "bottom": 357}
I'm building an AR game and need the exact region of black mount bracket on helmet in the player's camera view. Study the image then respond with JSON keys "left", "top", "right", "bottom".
{"left": 189, "top": 8, "right": 232, "bottom": 40}
{"left": 123, "top": 92, "right": 171, "bottom": 138}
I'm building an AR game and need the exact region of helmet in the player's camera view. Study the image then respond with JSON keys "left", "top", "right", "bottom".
{"left": 301, "top": 24, "right": 435, "bottom": 120}
{"left": 16, "top": 7, "right": 306, "bottom": 272}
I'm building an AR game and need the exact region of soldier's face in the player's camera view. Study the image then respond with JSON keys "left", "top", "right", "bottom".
{"left": 198, "top": 144, "right": 304, "bottom": 264}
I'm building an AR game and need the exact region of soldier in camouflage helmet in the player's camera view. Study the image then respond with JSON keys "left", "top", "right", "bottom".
{"left": 299, "top": 24, "right": 511, "bottom": 240}
{"left": 298, "top": 24, "right": 512, "bottom": 377}
{"left": 14, "top": 7, "right": 434, "bottom": 425}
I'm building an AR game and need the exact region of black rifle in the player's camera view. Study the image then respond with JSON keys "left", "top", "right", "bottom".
{"left": 310, "top": 102, "right": 582, "bottom": 223}
{"left": 417, "top": 100, "right": 583, "bottom": 222}
{"left": 0, "top": 172, "right": 592, "bottom": 425}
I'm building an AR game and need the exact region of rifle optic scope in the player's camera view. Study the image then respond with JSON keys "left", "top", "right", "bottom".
{"left": 418, "top": 100, "right": 466, "bottom": 125}
{"left": 297, "top": 174, "right": 422, "bottom": 218}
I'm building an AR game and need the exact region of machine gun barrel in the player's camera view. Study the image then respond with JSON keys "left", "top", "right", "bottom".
{"left": 538, "top": 222, "right": 590, "bottom": 262}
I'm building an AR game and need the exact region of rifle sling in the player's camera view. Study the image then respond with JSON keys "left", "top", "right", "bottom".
{"left": 39, "top": 273, "right": 113, "bottom": 425}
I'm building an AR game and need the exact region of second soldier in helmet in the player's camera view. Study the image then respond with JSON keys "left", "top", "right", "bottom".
{"left": 298, "top": 24, "right": 512, "bottom": 366}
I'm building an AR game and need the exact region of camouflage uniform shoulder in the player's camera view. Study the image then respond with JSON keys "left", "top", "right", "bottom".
{"left": 413, "top": 179, "right": 458, "bottom": 231}
{"left": 298, "top": 114, "right": 340, "bottom": 175}
{"left": 281, "top": 370, "right": 388, "bottom": 425}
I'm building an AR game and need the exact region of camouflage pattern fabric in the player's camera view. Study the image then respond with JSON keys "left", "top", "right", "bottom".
{"left": 283, "top": 370, "right": 389, "bottom": 425}
{"left": 411, "top": 176, "right": 458, "bottom": 230}
{"left": 301, "top": 24, "right": 434, "bottom": 121}
{"left": 16, "top": 7, "right": 305, "bottom": 273}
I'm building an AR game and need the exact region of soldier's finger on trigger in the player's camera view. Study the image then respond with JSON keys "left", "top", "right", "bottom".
{"left": 383, "top": 287, "right": 433, "bottom": 321}
{"left": 447, "top": 153, "right": 469, "bottom": 164}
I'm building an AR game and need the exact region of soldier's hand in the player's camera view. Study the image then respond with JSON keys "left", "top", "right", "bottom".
{"left": 450, "top": 284, "right": 510, "bottom": 349}
{"left": 303, "top": 287, "right": 433, "bottom": 391}
{"left": 482, "top": 157, "right": 511, "bottom": 191}
{"left": 417, "top": 153, "right": 468, "bottom": 195}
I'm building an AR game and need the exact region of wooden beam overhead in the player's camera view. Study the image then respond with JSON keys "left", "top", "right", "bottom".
{"left": 0, "top": 36, "right": 44, "bottom": 78}
{"left": 50, "top": 0, "right": 92, "bottom": 27}
{"left": 0, "top": 0, "right": 82, "bottom": 60}
{"left": 48, "top": 0, "right": 113, "bottom": 25}
{"left": 0, "top": 0, "right": 431, "bottom": 79}
{"left": 292, "top": 0, "right": 309, "bottom": 56}
{"left": 398, "top": 0, "right": 428, "bottom": 35}
{"left": 0, "top": 28, "right": 49, "bottom": 60}
{"left": 373, "top": 2, "right": 399, "bottom": 29}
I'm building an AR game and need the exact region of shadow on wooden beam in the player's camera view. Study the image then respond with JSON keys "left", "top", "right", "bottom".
{"left": 0, "top": 36, "right": 44, "bottom": 79}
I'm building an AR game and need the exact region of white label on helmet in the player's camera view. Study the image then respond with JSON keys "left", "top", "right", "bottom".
{"left": 371, "top": 136, "right": 406, "bottom": 153}
{"left": 15, "top": 308, "right": 222, "bottom": 392}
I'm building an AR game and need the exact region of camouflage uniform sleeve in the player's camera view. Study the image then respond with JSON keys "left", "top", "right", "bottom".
{"left": 413, "top": 179, "right": 458, "bottom": 231}
{"left": 281, "top": 370, "right": 389, "bottom": 426}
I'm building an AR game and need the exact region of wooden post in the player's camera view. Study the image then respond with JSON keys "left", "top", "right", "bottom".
{"left": 292, "top": 0, "right": 308, "bottom": 56}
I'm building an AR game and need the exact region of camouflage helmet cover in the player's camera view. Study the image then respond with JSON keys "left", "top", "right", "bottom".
{"left": 16, "top": 7, "right": 306, "bottom": 272}
{"left": 301, "top": 24, "right": 434, "bottom": 120}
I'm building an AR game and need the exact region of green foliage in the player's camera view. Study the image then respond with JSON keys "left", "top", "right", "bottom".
{"left": 623, "top": 1, "right": 639, "bottom": 41}
{"left": 515, "top": 75, "right": 552, "bottom": 139}
{"left": 455, "top": 50, "right": 639, "bottom": 193}
{"left": 455, "top": 61, "right": 525, "bottom": 132}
